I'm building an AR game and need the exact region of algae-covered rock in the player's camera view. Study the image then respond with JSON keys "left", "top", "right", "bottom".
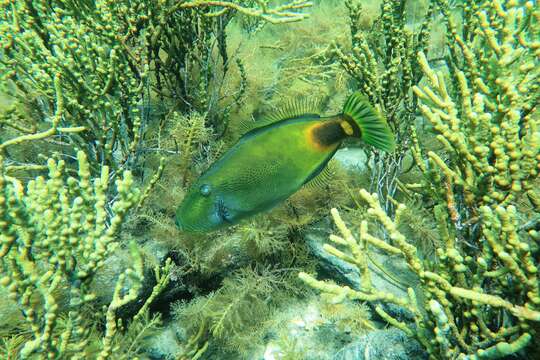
{"left": 304, "top": 224, "right": 420, "bottom": 325}
{"left": 247, "top": 292, "right": 423, "bottom": 360}
{"left": 257, "top": 300, "right": 348, "bottom": 360}
{"left": 334, "top": 148, "right": 368, "bottom": 173}
{"left": 333, "top": 328, "right": 427, "bottom": 360}
{"left": 305, "top": 230, "right": 363, "bottom": 290}
{"left": 242, "top": 294, "right": 377, "bottom": 360}
{"left": 304, "top": 229, "right": 416, "bottom": 305}
{"left": 144, "top": 322, "right": 184, "bottom": 360}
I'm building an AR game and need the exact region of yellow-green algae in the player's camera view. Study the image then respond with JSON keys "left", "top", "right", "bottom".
{"left": 301, "top": 1, "right": 540, "bottom": 359}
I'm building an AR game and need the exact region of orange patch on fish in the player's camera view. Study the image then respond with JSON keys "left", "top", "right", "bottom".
{"left": 305, "top": 120, "right": 344, "bottom": 152}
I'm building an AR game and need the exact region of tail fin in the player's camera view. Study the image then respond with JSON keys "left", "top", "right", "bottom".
{"left": 342, "top": 92, "right": 395, "bottom": 152}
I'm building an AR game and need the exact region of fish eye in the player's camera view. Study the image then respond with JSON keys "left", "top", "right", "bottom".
{"left": 200, "top": 184, "right": 211, "bottom": 196}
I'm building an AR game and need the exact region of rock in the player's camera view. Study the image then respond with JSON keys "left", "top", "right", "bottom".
{"left": 253, "top": 297, "right": 353, "bottom": 360}
{"left": 90, "top": 248, "right": 132, "bottom": 305}
{"left": 250, "top": 294, "right": 425, "bottom": 360}
{"left": 304, "top": 229, "right": 415, "bottom": 300}
{"left": 304, "top": 226, "right": 420, "bottom": 322}
{"left": 305, "top": 229, "right": 363, "bottom": 289}
{"left": 144, "top": 322, "right": 184, "bottom": 359}
{"left": 333, "top": 328, "right": 427, "bottom": 360}
{"left": 334, "top": 147, "right": 367, "bottom": 173}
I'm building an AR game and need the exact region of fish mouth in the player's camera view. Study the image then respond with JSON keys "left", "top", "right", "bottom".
{"left": 175, "top": 199, "right": 232, "bottom": 233}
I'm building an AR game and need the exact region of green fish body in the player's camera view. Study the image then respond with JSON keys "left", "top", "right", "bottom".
{"left": 176, "top": 93, "right": 394, "bottom": 232}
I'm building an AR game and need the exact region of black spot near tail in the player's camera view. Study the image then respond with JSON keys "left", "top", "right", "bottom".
{"left": 312, "top": 120, "right": 346, "bottom": 147}
{"left": 311, "top": 116, "right": 359, "bottom": 147}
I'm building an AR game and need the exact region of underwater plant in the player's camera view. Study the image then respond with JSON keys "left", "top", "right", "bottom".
{"left": 0, "top": 0, "right": 152, "bottom": 170}
{"left": 335, "top": 0, "right": 434, "bottom": 212}
{"left": 0, "top": 1, "right": 318, "bottom": 358}
{"left": 0, "top": 149, "right": 175, "bottom": 358}
{"left": 301, "top": 0, "right": 540, "bottom": 358}
{"left": 0, "top": 0, "right": 312, "bottom": 171}
{"left": 172, "top": 266, "right": 299, "bottom": 359}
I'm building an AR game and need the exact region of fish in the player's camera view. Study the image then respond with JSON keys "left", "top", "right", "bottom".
{"left": 175, "top": 92, "right": 395, "bottom": 232}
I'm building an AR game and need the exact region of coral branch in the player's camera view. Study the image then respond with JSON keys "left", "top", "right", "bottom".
{"left": 180, "top": 0, "right": 312, "bottom": 23}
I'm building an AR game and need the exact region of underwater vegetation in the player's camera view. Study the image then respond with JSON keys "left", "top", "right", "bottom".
{"left": 301, "top": 0, "right": 540, "bottom": 359}
{"left": 0, "top": 150, "right": 172, "bottom": 358}
{"left": 1, "top": 0, "right": 539, "bottom": 359}
{"left": 0, "top": 0, "right": 318, "bottom": 358}
{"left": 335, "top": 0, "right": 434, "bottom": 215}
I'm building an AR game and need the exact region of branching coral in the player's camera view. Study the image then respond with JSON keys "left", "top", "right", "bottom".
{"left": 125, "top": 0, "right": 311, "bottom": 135}
{"left": 179, "top": 0, "right": 312, "bottom": 24}
{"left": 301, "top": 1, "right": 539, "bottom": 358}
{"left": 0, "top": 150, "right": 135, "bottom": 356}
{"left": 0, "top": 1, "right": 153, "bottom": 169}
{"left": 338, "top": 0, "right": 431, "bottom": 125}
{"left": 0, "top": 0, "right": 310, "bottom": 172}
{"left": 301, "top": 190, "right": 539, "bottom": 358}
{"left": 412, "top": 4, "right": 539, "bottom": 209}
{"left": 0, "top": 150, "right": 174, "bottom": 358}
{"left": 335, "top": 0, "right": 434, "bottom": 211}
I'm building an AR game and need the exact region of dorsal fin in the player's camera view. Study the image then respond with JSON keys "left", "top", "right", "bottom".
{"left": 235, "top": 114, "right": 258, "bottom": 136}
{"left": 235, "top": 97, "right": 323, "bottom": 136}
{"left": 265, "top": 97, "right": 322, "bottom": 124}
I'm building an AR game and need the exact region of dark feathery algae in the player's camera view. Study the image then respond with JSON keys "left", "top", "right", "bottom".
{"left": 176, "top": 93, "right": 395, "bottom": 232}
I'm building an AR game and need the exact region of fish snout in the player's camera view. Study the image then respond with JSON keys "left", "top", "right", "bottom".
{"left": 175, "top": 201, "right": 222, "bottom": 233}
{"left": 175, "top": 216, "right": 183, "bottom": 231}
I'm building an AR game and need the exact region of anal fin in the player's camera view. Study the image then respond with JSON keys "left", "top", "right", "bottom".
{"left": 302, "top": 158, "right": 338, "bottom": 190}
